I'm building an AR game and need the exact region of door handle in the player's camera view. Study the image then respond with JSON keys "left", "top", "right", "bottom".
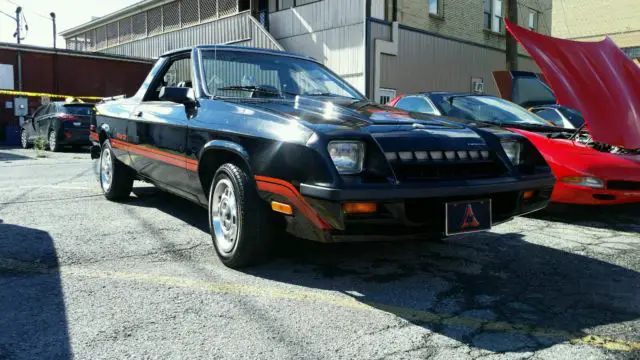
{"left": 134, "top": 111, "right": 143, "bottom": 117}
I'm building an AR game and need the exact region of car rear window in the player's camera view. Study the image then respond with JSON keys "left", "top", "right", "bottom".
{"left": 63, "top": 105, "right": 94, "bottom": 116}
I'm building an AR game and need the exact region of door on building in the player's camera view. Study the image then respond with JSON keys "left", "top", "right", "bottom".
{"left": 128, "top": 55, "right": 195, "bottom": 201}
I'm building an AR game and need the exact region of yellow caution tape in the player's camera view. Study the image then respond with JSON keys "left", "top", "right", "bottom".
{"left": 0, "top": 89, "right": 103, "bottom": 100}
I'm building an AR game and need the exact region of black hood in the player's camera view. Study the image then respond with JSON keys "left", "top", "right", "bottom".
{"left": 229, "top": 97, "right": 492, "bottom": 151}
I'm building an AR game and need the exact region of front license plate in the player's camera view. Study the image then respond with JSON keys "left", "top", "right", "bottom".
{"left": 73, "top": 122, "right": 82, "bottom": 126}
{"left": 445, "top": 199, "right": 492, "bottom": 236}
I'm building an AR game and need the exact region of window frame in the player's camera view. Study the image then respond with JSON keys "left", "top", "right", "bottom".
{"left": 483, "top": 0, "right": 504, "bottom": 34}
{"left": 428, "top": 0, "right": 441, "bottom": 17}
{"left": 274, "top": 0, "right": 322, "bottom": 12}
{"left": 143, "top": 54, "right": 193, "bottom": 102}
{"left": 528, "top": 10, "right": 539, "bottom": 31}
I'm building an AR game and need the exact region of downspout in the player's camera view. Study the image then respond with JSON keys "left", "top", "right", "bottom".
{"left": 373, "top": 21, "right": 398, "bottom": 103}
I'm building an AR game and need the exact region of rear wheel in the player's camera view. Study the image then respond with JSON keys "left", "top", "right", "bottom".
{"left": 48, "top": 130, "right": 58, "bottom": 152}
{"left": 208, "top": 163, "right": 274, "bottom": 268}
{"left": 100, "top": 141, "right": 134, "bottom": 201}
{"left": 20, "top": 130, "right": 31, "bottom": 149}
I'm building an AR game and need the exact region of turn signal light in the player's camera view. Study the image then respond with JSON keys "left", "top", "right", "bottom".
{"left": 523, "top": 190, "right": 535, "bottom": 200}
{"left": 343, "top": 202, "right": 377, "bottom": 214}
{"left": 271, "top": 201, "right": 293, "bottom": 215}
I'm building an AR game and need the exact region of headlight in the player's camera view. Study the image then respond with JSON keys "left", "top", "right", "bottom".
{"left": 500, "top": 140, "right": 522, "bottom": 165}
{"left": 328, "top": 141, "right": 364, "bottom": 174}
{"left": 560, "top": 176, "right": 604, "bottom": 188}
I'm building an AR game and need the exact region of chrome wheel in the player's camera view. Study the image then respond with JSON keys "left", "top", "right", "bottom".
{"left": 211, "top": 178, "right": 239, "bottom": 254}
{"left": 20, "top": 131, "right": 28, "bottom": 148}
{"left": 100, "top": 147, "right": 113, "bottom": 192}
{"left": 48, "top": 131, "right": 57, "bottom": 151}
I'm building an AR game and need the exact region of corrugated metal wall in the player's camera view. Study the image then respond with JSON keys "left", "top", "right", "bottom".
{"left": 371, "top": 21, "right": 539, "bottom": 96}
{"left": 100, "top": 12, "right": 281, "bottom": 59}
{"left": 269, "top": 0, "right": 366, "bottom": 93}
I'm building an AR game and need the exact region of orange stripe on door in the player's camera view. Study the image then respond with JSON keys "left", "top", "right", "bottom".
{"left": 110, "top": 138, "right": 198, "bottom": 172}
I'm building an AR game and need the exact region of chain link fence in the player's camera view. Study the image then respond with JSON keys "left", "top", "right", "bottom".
{"left": 66, "top": 0, "right": 247, "bottom": 51}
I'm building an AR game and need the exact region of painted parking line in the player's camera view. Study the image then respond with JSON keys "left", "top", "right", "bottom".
{"left": 59, "top": 267, "right": 640, "bottom": 353}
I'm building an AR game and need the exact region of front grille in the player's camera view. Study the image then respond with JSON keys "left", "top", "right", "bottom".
{"left": 607, "top": 180, "right": 640, "bottom": 190}
{"left": 386, "top": 150, "right": 508, "bottom": 182}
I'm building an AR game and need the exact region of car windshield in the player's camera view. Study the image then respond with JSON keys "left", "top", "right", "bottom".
{"left": 200, "top": 49, "right": 363, "bottom": 100}
{"left": 431, "top": 95, "right": 553, "bottom": 126}
{"left": 558, "top": 107, "right": 586, "bottom": 128}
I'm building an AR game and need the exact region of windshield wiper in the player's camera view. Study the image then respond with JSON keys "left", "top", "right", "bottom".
{"left": 303, "top": 92, "right": 358, "bottom": 99}
{"left": 216, "top": 85, "right": 281, "bottom": 96}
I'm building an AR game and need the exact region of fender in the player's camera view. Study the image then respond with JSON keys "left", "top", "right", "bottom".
{"left": 198, "top": 139, "right": 252, "bottom": 174}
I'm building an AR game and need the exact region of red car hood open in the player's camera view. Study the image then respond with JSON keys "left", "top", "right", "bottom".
{"left": 506, "top": 20, "right": 640, "bottom": 149}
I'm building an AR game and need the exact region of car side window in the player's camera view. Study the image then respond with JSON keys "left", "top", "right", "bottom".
{"left": 395, "top": 96, "right": 438, "bottom": 114}
{"left": 144, "top": 57, "right": 192, "bottom": 101}
{"left": 533, "top": 109, "right": 564, "bottom": 127}
{"left": 32, "top": 105, "right": 47, "bottom": 119}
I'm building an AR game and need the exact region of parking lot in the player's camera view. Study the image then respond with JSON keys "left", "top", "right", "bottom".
{"left": 1, "top": 147, "right": 639, "bottom": 359}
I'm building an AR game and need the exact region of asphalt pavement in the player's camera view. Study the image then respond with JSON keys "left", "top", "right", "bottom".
{"left": 1, "top": 147, "right": 639, "bottom": 360}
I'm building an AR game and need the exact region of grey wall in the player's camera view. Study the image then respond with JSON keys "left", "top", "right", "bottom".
{"left": 370, "top": 21, "right": 540, "bottom": 97}
{"left": 100, "top": 11, "right": 282, "bottom": 59}
{"left": 269, "top": 0, "right": 366, "bottom": 93}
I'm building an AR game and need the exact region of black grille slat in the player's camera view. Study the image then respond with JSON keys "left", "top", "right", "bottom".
{"left": 392, "top": 161, "right": 506, "bottom": 181}
{"left": 607, "top": 181, "right": 640, "bottom": 190}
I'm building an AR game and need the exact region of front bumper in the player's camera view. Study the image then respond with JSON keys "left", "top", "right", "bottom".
{"left": 551, "top": 182, "right": 640, "bottom": 205}
{"left": 258, "top": 175, "right": 555, "bottom": 243}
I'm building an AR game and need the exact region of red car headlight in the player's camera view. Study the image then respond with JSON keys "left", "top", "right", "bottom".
{"left": 560, "top": 176, "right": 604, "bottom": 188}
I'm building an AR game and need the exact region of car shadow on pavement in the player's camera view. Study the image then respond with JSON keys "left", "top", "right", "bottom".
{"left": 249, "top": 232, "right": 640, "bottom": 353}
{"left": 129, "top": 187, "right": 209, "bottom": 232}
{"left": 0, "top": 223, "right": 71, "bottom": 359}
{"left": 120, "top": 187, "right": 640, "bottom": 353}
{"left": 528, "top": 203, "right": 640, "bottom": 233}
{"left": 0, "top": 151, "right": 33, "bottom": 161}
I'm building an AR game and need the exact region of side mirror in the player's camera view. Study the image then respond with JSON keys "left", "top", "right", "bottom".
{"left": 159, "top": 86, "right": 196, "bottom": 106}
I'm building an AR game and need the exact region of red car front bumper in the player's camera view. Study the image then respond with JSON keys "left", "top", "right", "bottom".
{"left": 552, "top": 182, "right": 640, "bottom": 205}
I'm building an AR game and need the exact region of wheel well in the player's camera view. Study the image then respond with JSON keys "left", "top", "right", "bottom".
{"left": 198, "top": 149, "right": 252, "bottom": 197}
{"left": 98, "top": 130, "right": 107, "bottom": 145}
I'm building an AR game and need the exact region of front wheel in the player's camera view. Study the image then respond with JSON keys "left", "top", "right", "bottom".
{"left": 48, "top": 130, "right": 58, "bottom": 152}
{"left": 20, "top": 130, "right": 31, "bottom": 149}
{"left": 208, "top": 163, "right": 274, "bottom": 268}
{"left": 100, "top": 141, "right": 134, "bottom": 201}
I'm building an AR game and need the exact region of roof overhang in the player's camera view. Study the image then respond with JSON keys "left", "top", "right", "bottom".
{"left": 60, "top": 0, "right": 175, "bottom": 38}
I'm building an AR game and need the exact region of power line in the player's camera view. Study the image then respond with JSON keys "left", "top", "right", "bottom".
{"left": 2, "top": 0, "right": 51, "bottom": 20}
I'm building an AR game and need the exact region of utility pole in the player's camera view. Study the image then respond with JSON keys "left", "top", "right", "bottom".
{"left": 505, "top": 0, "right": 518, "bottom": 71}
{"left": 15, "top": 6, "right": 21, "bottom": 44}
{"left": 50, "top": 12, "right": 57, "bottom": 48}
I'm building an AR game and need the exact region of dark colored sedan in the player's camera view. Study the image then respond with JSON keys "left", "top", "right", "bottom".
{"left": 21, "top": 101, "right": 94, "bottom": 151}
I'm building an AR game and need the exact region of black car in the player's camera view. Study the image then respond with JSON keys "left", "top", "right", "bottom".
{"left": 21, "top": 101, "right": 94, "bottom": 151}
{"left": 92, "top": 45, "right": 555, "bottom": 268}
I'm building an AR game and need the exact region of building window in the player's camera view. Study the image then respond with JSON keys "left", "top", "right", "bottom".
{"left": 483, "top": 0, "right": 503, "bottom": 33}
{"left": 428, "top": 0, "right": 439, "bottom": 16}
{"left": 528, "top": 10, "right": 539, "bottom": 31}
{"left": 278, "top": 0, "right": 294, "bottom": 10}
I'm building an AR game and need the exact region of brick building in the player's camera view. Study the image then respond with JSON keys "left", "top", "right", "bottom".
{"left": 552, "top": 0, "right": 640, "bottom": 60}
{"left": 0, "top": 44, "right": 152, "bottom": 145}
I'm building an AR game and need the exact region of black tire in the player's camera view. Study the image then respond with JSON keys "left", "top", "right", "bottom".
{"left": 48, "top": 130, "right": 58, "bottom": 152}
{"left": 99, "top": 140, "right": 134, "bottom": 201}
{"left": 20, "top": 130, "right": 31, "bottom": 149}
{"left": 208, "top": 163, "right": 274, "bottom": 268}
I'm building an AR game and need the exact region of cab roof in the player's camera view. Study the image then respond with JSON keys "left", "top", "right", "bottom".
{"left": 161, "top": 45, "right": 315, "bottom": 62}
